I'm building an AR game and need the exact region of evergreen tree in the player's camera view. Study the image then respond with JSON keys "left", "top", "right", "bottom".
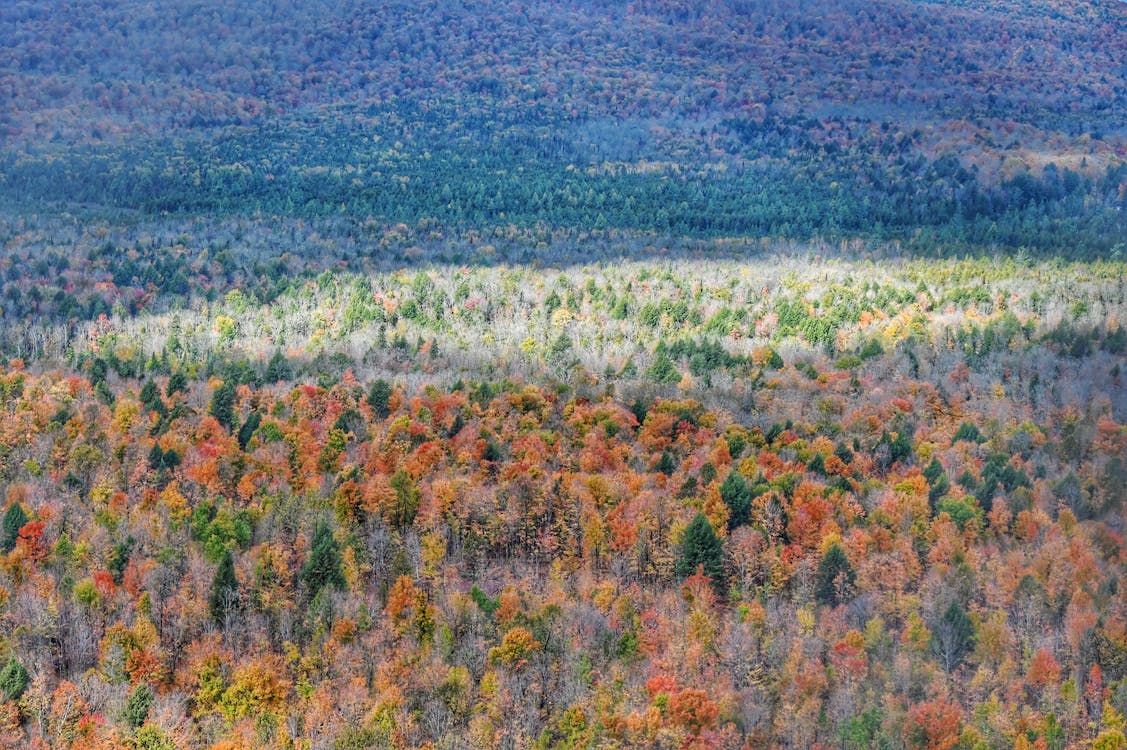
{"left": 301, "top": 523, "right": 346, "bottom": 596}
{"left": 815, "top": 542, "right": 856, "bottom": 606}
{"left": 923, "top": 457, "right": 950, "bottom": 511}
{"left": 208, "top": 549, "right": 240, "bottom": 625}
{"left": 720, "top": 471, "right": 752, "bottom": 530}
{"left": 368, "top": 379, "right": 393, "bottom": 419}
{"left": 166, "top": 370, "right": 187, "bottom": 399}
{"left": 675, "top": 513, "right": 726, "bottom": 589}
{"left": 139, "top": 379, "right": 163, "bottom": 413}
{"left": 265, "top": 349, "right": 292, "bottom": 383}
{"left": 647, "top": 347, "right": 679, "bottom": 384}
{"left": 124, "top": 682, "right": 154, "bottom": 728}
{"left": 2, "top": 502, "right": 28, "bottom": 553}
{"left": 209, "top": 380, "right": 236, "bottom": 430}
{"left": 237, "top": 412, "right": 262, "bottom": 450}
{"left": 932, "top": 601, "right": 976, "bottom": 672}
{"left": 388, "top": 469, "right": 421, "bottom": 527}
{"left": 0, "top": 658, "right": 28, "bottom": 701}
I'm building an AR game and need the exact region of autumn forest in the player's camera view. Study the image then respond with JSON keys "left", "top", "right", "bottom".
{"left": 0, "top": 1, "right": 1125, "bottom": 749}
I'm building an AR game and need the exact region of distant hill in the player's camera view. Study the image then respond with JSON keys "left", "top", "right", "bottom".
{"left": 0, "top": 0, "right": 1124, "bottom": 253}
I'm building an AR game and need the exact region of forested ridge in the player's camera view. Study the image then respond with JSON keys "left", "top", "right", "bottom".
{"left": 1, "top": 1, "right": 1127, "bottom": 749}
{"left": 0, "top": 0, "right": 1125, "bottom": 253}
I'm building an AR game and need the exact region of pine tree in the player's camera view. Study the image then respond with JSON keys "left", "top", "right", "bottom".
{"left": 124, "top": 683, "right": 154, "bottom": 728}
{"left": 720, "top": 471, "right": 752, "bottom": 530}
{"left": 675, "top": 514, "right": 726, "bottom": 589}
{"left": 166, "top": 370, "right": 187, "bottom": 399}
{"left": 265, "top": 349, "right": 292, "bottom": 383}
{"left": 0, "top": 658, "right": 28, "bottom": 701}
{"left": 815, "top": 542, "right": 856, "bottom": 606}
{"left": 301, "top": 523, "right": 346, "bottom": 596}
{"left": 139, "top": 379, "right": 163, "bottom": 413}
{"left": 2, "top": 502, "right": 28, "bottom": 553}
{"left": 209, "top": 380, "right": 236, "bottom": 430}
{"left": 208, "top": 549, "right": 240, "bottom": 625}
{"left": 932, "top": 601, "right": 976, "bottom": 672}
{"left": 237, "top": 412, "right": 262, "bottom": 450}
{"left": 368, "top": 379, "right": 393, "bottom": 419}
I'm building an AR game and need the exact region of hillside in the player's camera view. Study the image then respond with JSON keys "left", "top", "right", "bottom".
{"left": 1, "top": 2, "right": 1127, "bottom": 750}
{"left": 1, "top": 0, "right": 1125, "bottom": 253}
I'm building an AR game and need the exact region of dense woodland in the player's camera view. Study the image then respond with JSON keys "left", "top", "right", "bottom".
{"left": 0, "top": 0, "right": 1125, "bottom": 253}
{"left": 0, "top": 251, "right": 1124, "bottom": 749}
{"left": 1, "top": 0, "right": 1127, "bottom": 748}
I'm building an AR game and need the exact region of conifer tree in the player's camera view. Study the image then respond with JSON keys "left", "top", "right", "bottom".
{"left": 675, "top": 513, "right": 726, "bottom": 589}
{"left": 2, "top": 502, "right": 28, "bottom": 553}
{"left": 209, "top": 380, "right": 236, "bottom": 430}
{"left": 720, "top": 471, "right": 752, "bottom": 530}
{"left": 209, "top": 549, "right": 240, "bottom": 625}
{"left": 0, "top": 658, "right": 29, "bottom": 701}
{"left": 815, "top": 542, "right": 856, "bottom": 606}
{"left": 301, "top": 523, "right": 346, "bottom": 596}
{"left": 368, "top": 379, "right": 393, "bottom": 419}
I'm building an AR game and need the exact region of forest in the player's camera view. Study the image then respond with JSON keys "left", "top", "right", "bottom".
{"left": 1, "top": 0, "right": 1126, "bottom": 749}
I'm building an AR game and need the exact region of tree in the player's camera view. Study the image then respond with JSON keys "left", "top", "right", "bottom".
{"left": 815, "top": 542, "right": 856, "bottom": 606}
{"left": 368, "top": 379, "right": 393, "bottom": 419}
{"left": 265, "top": 350, "right": 292, "bottom": 383}
{"left": 676, "top": 513, "right": 725, "bottom": 589}
{"left": 932, "top": 602, "right": 975, "bottom": 672}
{"left": 209, "top": 549, "right": 240, "bottom": 625}
{"left": 209, "top": 380, "right": 236, "bottom": 430}
{"left": 133, "top": 725, "right": 177, "bottom": 750}
{"left": 123, "top": 683, "right": 154, "bottom": 728}
{"left": 904, "top": 698, "right": 961, "bottom": 750}
{"left": 388, "top": 469, "right": 421, "bottom": 528}
{"left": 720, "top": 470, "right": 753, "bottom": 530}
{"left": 0, "top": 658, "right": 28, "bottom": 701}
{"left": 301, "top": 523, "right": 345, "bottom": 596}
{"left": 1, "top": 502, "right": 28, "bottom": 553}
{"left": 166, "top": 370, "right": 187, "bottom": 399}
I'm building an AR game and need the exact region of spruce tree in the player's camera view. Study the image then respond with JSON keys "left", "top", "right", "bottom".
{"left": 0, "top": 658, "right": 29, "bottom": 701}
{"left": 815, "top": 542, "right": 856, "bottom": 606}
{"left": 675, "top": 513, "right": 726, "bottom": 589}
{"left": 265, "top": 350, "right": 292, "bottom": 383}
{"left": 124, "top": 682, "right": 154, "bottom": 728}
{"left": 2, "top": 502, "right": 28, "bottom": 553}
{"left": 368, "top": 379, "right": 393, "bottom": 419}
{"left": 932, "top": 601, "right": 976, "bottom": 672}
{"left": 720, "top": 471, "right": 752, "bottom": 530}
{"left": 209, "top": 380, "right": 236, "bottom": 431}
{"left": 208, "top": 549, "right": 239, "bottom": 625}
{"left": 301, "top": 523, "right": 346, "bottom": 596}
{"left": 166, "top": 370, "right": 187, "bottom": 399}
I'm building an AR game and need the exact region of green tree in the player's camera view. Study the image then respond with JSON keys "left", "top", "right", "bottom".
{"left": 0, "top": 658, "right": 29, "bottom": 701}
{"left": 237, "top": 412, "right": 262, "bottom": 450}
{"left": 368, "top": 379, "right": 393, "bottom": 419}
{"left": 675, "top": 514, "right": 726, "bottom": 589}
{"left": 647, "top": 347, "right": 679, "bottom": 384}
{"left": 301, "top": 523, "right": 346, "bottom": 596}
{"left": 166, "top": 370, "right": 187, "bottom": 399}
{"left": 815, "top": 542, "right": 856, "bottom": 606}
{"left": 388, "top": 469, "right": 421, "bottom": 528}
{"left": 132, "top": 725, "right": 176, "bottom": 750}
{"left": 124, "top": 683, "right": 154, "bottom": 728}
{"left": 2, "top": 502, "right": 28, "bottom": 552}
{"left": 265, "top": 350, "right": 292, "bottom": 383}
{"left": 209, "top": 380, "right": 237, "bottom": 430}
{"left": 720, "top": 471, "right": 752, "bottom": 530}
{"left": 932, "top": 601, "right": 976, "bottom": 672}
{"left": 139, "top": 379, "right": 163, "bottom": 413}
{"left": 209, "top": 549, "right": 240, "bottom": 625}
